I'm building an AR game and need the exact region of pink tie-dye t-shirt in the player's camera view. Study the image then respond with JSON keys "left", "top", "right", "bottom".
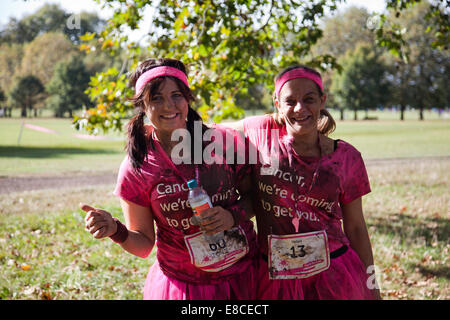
{"left": 243, "top": 115, "right": 371, "bottom": 254}
{"left": 113, "top": 125, "right": 257, "bottom": 284}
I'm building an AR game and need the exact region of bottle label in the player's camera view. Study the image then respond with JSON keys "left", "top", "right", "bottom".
{"left": 184, "top": 226, "right": 249, "bottom": 272}
{"left": 192, "top": 201, "right": 211, "bottom": 216}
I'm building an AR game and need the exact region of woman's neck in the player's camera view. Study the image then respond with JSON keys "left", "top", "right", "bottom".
{"left": 154, "top": 129, "right": 179, "bottom": 154}
{"left": 291, "top": 131, "right": 321, "bottom": 157}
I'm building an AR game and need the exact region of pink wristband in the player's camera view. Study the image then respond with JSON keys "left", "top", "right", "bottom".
{"left": 110, "top": 218, "right": 129, "bottom": 243}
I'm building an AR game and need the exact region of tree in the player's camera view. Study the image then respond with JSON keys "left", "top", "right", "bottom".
{"left": 0, "top": 87, "right": 8, "bottom": 117}
{"left": 0, "top": 43, "right": 24, "bottom": 95}
{"left": 384, "top": 1, "right": 450, "bottom": 120}
{"left": 46, "top": 56, "right": 92, "bottom": 118}
{"left": 17, "top": 32, "right": 78, "bottom": 86}
{"left": 72, "top": 0, "right": 448, "bottom": 132}
{"left": 75, "top": 0, "right": 343, "bottom": 133}
{"left": 373, "top": 0, "right": 449, "bottom": 60}
{"left": 9, "top": 75, "right": 45, "bottom": 117}
{"left": 331, "top": 44, "right": 391, "bottom": 120}
{"left": 312, "top": 6, "right": 379, "bottom": 121}
{"left": 0, "top": 3, "right": 106, "bottom": 45}
{"left": 312, "top": 6, "right": 376, "bottom": 58}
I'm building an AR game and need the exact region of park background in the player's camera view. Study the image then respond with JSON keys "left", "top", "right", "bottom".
{"left": 0, "top": 0, "right": 448, "bottom": 299}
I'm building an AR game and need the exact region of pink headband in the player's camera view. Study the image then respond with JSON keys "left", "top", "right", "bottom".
{"left": 135, "top": 66, "right": 189, "bottom": 94}
{"left": 275, "top": 68, "right": 323, "bottom": 98}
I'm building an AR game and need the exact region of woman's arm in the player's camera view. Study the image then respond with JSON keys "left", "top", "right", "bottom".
{"left": 342, "top": 197, "right": 381, "bottom": 299}
{"left": 82, "top": 199, "right": 155, "bottom": 258}
{"left": 219, "top": 119, "right": 245, "bottom": 134}
{"left": 119, "top": 198, "right": 156, "bottom": 258}
{"left": 342, "top": 197, "right": 373, "bottom": 268}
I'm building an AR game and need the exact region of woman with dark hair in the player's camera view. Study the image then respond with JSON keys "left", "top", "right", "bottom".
{"left": 81, "top": 58, "right": 258, "bottom": 300}
{"left": 228, "top": 65, "right": 380, "bottom": 300}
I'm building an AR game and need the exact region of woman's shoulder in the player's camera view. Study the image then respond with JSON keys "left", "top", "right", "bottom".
{"left": 337, "top": 139, "right": 361, "bottom": 153}
{"left": 332, "top": 139, "right": 366, "bottom": 166}
{"left": 212, "top": 114, "right": 277, "bottom": 137}
{"left": 244, "top": 114, "right": 277, "bottom": 127}
{"left": 118, "top": 153, "right": 163, "bottom": 184}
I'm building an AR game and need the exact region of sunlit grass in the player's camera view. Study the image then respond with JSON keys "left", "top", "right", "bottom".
{"left": 0, "top": 159, "right": 448, "bottom": 299}
{"left": 0, "top": 114, "right": 449, "bottom": 299}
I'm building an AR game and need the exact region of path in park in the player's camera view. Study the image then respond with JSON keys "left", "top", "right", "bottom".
{"left": 0, "top": 156, "right": 448, "bottom": 194}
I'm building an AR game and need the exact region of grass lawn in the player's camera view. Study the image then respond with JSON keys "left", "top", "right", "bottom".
{"left": 1, "top": 115, "right": 449, "bottom": 176}
{"left": 0, "top": 113, "right": 449, "bottom": 300}
{"left": 330, "top": 119, "right": 450, "bottom": 159}
{"left": 0, "top": 118, "right": 126, "bottom": 176}
{"left": 0, "top": 158, "right": 448, "bottom": 300}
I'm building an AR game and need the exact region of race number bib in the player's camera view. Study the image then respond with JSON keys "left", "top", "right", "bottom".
{"left": 184, "top": 226, "right": 249, "bottom": 272}
{"left": 268, "top": 230, "right": 330, "bottom": 279}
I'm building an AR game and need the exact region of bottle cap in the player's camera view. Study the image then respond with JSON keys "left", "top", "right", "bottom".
{"left": 187, "top": 179, "right": 198, "bottom": 189}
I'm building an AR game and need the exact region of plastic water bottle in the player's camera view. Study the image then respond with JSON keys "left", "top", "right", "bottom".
{"left": 187, "top": 179, "right": 225, "bottom": 244}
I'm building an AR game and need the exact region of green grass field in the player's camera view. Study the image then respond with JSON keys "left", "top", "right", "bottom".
{"left": 1, "top": 113, "right": 449, "bottom": 176}
{"left": 0, "top": 118, "right": 126, "bottom": 176}
{"left": 0, "top": 113, "right": 449, "bottom": 300}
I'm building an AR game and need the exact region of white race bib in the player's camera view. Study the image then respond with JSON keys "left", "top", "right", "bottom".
{"left": 268, "top": 230, "right": 330, "bottom": 279}
{"left": 184, "top": 226, "right": 249, "bottom": 272}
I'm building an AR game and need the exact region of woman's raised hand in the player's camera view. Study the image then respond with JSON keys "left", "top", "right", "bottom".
{"left": 80, "top": 203, "right": 117, "bottom": 239}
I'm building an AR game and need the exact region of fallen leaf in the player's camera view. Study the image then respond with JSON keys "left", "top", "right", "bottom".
{"left": 40, "top": 291, "right": 52, "bottom": 300}
{"left": 20, "top": 263, "right": 31, "bottom": 271}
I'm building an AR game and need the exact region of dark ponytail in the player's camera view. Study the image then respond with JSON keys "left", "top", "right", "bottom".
{"left": 185, "top": 106, "right": 208, "bottom": 164}
{"left": 126, "top": 111, "right": 148, "bottom": 172}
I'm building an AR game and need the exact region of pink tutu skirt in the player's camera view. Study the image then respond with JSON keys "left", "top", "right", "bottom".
{"left": 143, "top": 259, "right": 259, "bottom": 300}
{"left": 257, "top": 247, "right": 375, "bottom": 300}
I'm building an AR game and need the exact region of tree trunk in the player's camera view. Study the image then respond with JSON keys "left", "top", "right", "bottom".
{"left": 400, "top": 104, "right": 405, "bottom": 121}
{"left": 21, "top": 107, "right": 27, "bottom": 117}
{"left": 354, "top": 108, "right": 358, "bottom": 121}
{"left": 340, "top": 108, "right": 344, "bottom": 121}
{"left": 419, "top": 107, "right": 424, "bottom": 121}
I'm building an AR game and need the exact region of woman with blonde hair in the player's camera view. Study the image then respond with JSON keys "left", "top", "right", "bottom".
{"left": 229, "top": 64, "right": 379, "bottom": 299}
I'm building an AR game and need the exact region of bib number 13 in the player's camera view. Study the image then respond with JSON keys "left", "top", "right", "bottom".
{"left": 268, "top": 230, "right": 330, "bottom": 279}
{"left": 290, "top": 245, "right": 306, "bottom": 258}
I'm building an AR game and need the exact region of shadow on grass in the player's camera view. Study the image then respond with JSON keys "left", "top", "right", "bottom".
{"left": 368, "top": 212, "right": 450, "bottom": 281}
{"left": 415, "top": 265, "right": 450, "bottom": 280}
{"left": 0, "top": 146, "right": 121, "bottom": 158}
{"left": 367, "top": 212, "right": 450, "bottom": 245}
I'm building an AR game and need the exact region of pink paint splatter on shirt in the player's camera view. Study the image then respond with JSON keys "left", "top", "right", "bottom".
{"left": 243, "top": 115, "right": 371, "bottom": 254}
{"left": 114, "top": 124, "right": 257, "bottom": 284}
